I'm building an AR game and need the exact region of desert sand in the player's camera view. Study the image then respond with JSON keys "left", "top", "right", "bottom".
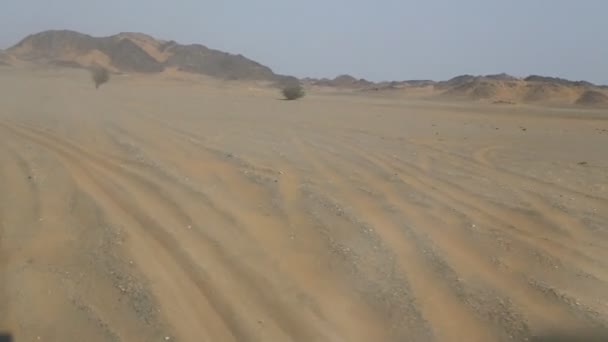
{"left": 0, "top": 66, "right": 607, "bottom": 341}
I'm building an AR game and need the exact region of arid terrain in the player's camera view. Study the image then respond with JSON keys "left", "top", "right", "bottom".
{"left": 6, "top": 30, "right": 608, "bottom": 109}
{"left": 0, "top": 65, "right": 607, "bottom": 342}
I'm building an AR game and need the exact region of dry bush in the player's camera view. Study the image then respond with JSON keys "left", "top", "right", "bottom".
{"left": 91, "top": 66, "right": 110, "bottom": 89}
{"left": 282, "top": 84, "right": 305, "bottom": 100}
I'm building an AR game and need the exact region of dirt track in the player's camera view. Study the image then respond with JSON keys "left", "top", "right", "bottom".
{"left": 0, "top": 67, "right": 607, "bottom": 341}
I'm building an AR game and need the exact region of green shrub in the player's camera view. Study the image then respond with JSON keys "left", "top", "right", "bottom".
{"left": 91, "top": 66, "right": 110, "bottom": 89}
{"left": 282, "top": 84, "right": 305, "bottom": 100}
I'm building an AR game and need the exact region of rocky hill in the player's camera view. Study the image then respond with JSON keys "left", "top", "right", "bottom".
{"left": 7, "top": 30, "right": 285, "bottom": 81}
{"left": 576, "top": 90, "right": 608, "bottom": 107}
{"left": 0, "top": 50, "right": 11, "bottom": 65}
{"left": 302, "top": 75, "right": 374, "bottom": 89}
{"left": 434, "top": 74, "right": 608, "bottom": 107}
{"left": 524, "top": 75, "right": 594, "bottom": 88}
{"left": 5, "top": 30, "right": 607, "bottom": 106}
{"left": 301, "top": 71, "right": 607, "bottom": 106}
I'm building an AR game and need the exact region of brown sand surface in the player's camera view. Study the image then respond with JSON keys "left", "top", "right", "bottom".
{"left": 1, "top": 67, "right": 607, "bottom": 341}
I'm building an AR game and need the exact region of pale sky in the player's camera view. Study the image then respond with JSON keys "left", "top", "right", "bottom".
{"left": 2, "top": 0, "right": 607, "bottom": 84}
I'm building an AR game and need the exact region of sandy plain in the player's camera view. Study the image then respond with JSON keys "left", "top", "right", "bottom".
{"left": 0, "top": 67, "right": 607, "bottom": 341}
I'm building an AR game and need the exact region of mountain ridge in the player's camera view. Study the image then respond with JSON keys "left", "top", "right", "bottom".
{"left": 4, "top": 30, "right": 608, "bottom": 107}
{"left": 7, "top": 30, "right": 286, "bottom": 82}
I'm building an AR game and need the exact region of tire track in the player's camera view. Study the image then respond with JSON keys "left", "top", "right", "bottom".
{"left": 415, "top": 138, "right": 608, "bottom": 204}
{"left": 295, "top": 134, "right": 537, "bottom": 340}
{"left": 381, "top": 147, "right": 608, "bottom": 272}
{"left": 359, "top": 144, "right": 608, "bottom": 281}
{"left": 302, "top": 131, "right": 607, "bottom": 332}
{"left": 332, "top": 131, "right": 608, "bottom": 276}
{"left": 291, "top": 133, "right": 501, "bottom": 341}
{"left": 0, "top": 139, "right": 45, "bottom": 317}
{"left": 430, "top": 142, "right": 608, "bottom": 248}
{"left": 0, "top": 120, "right": 242, "bottom": 341}
{"left": 104, "top": 118, "right": 394, "bottom": 341}
{"left": 0, "top": 119, "right": 347, "bottom": 341}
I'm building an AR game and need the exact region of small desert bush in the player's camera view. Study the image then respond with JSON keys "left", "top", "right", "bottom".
{"left": 282, "top": 84, "right": 305, "bottom": 100}
{"left": 91, "top": 66, "right": 110, "bottom": 89}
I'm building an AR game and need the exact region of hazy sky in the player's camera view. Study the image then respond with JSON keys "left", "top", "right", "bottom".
{"left": 2, "top": 0, "right": 607, "bottom": 83}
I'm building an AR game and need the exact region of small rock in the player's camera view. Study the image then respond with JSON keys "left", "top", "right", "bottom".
{"left": 164, "top": 337, "right": 171, "bottom": 341}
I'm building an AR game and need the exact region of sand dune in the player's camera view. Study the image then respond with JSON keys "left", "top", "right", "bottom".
{"left": 0, "top": 67, "right": 607, "bottom": 341}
